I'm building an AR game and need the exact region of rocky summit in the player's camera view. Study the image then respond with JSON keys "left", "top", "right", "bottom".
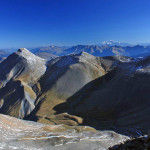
{"left": 0, "top": 48, "right": 46, "bottom": 118}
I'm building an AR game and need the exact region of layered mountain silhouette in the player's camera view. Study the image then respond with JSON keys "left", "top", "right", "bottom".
{"left": 0, "top": 48, "right": 150, "bottom": 136}
{"left": 2, "top": 45, "right": 150, "bottom": 61}
{"left": 31, "top": 45, "right": 150, "bottom": 58}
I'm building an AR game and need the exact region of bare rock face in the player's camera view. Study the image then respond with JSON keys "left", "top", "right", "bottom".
{"left": 0, "top": 48, "right": 46, "bottom": 87}
{"left": 109, "top": 136, "right": 150, "bottom": 150}
{"left": 45, "top": 52, "right": 106, "bottom": 97}
{"left": 0, "top": 48, "right": 46, "bottom": 118}
{"left": 16, "top": 48, "right": 46, "bottom": 81}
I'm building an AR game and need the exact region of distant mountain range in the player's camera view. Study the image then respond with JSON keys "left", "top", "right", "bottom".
{"left": 1, "top": 44, "right": 150, "bottom": 62}
{"left": 99, "top": 40, "right": 131, "bottom": 46}
{"left": 30, "top": 45, "right": 150, "bottom": 59}
{"left": 28, "top": 45, "right": 150, "bottom": 60}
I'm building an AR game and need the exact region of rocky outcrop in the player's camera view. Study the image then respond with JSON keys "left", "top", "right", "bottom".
{"left": 109, "top": 136, "right": 150, "bottom": 150}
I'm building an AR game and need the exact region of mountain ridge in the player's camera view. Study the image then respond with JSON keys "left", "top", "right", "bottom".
{"left": 1, "top": 48, "right": 150, "bottom": 136}
{"left": 1, "top": 45, "right": 150, "bottom": 61}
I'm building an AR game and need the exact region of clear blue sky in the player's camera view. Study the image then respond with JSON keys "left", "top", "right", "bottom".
{"left": 0, "top": 0, "right": 150, "bottom": 48}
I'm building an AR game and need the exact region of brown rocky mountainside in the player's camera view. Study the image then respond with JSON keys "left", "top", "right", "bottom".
{"left": 53, "top": 56, "right": 150, "bottom": 136}
{"left": 0, "top": 48, "right": 150, "bottom": 137}
{"left": 0, "top": 48, "right": 115, "bottom": 124}
{"left": 0, "top": 48, "right": 46, "bottom": 118}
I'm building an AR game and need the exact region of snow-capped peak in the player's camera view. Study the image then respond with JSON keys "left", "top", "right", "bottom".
{"left": 55, "top": 51, "right": 97, "bottom": 68}
{"left": 17, "top": 48, "right": 45, "bottom": 61}
{"left": 101, "top": 40, "right": 114, "bottom": 45}
{"left": 100, "top": 40, "right": 130, "bottom": 46}
{"left": 16, "top": 48, "right": 46, "bottom": 65}
{"left": 16, "top": 48, "right": 47, "bottom": 80}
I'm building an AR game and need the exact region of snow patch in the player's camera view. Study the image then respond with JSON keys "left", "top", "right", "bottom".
{"left": 17, "top": 48, "right": 47, "bottom": 80}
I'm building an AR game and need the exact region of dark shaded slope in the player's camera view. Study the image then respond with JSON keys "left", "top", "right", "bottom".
{"left": 0, "top": 52, "right": 27, "bottom": 87}
{"left": 53, "top": 57, "right": 150, "bottom": 136}
{"left": 109, "top": 136, "right": 150, "bottom": 150}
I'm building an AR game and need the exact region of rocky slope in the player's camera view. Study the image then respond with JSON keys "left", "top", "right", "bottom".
{"left": 109, "top": 136, "right": 150, "bottom": 150}
{"left": 1, "top": 48, "right": 150, "bottom": 137}
{"left": 0, "top": 48, "right": 46, "bottom": 118}
{"left": 0, "top": 49, "right": 113, "bottom": 125}
{"left": 0, "top": 113, "right": 128, "bottom": 150}
{"left": 53, "top": 55, "right": 150, "bottom": 136}
{"left": 26, "top": 51, "right": 113, "bottom": 125}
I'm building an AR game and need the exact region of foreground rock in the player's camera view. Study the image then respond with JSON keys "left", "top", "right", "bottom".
{"left": 109, "top": 136, "right": 150, "bottom": 150}
{"left": 0, "top": 114, "right": 128, "bottom": 150}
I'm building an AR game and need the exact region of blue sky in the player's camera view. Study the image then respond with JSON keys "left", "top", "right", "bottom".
{"left": 0, "top": 0, "right": 150, "bottom": 48}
